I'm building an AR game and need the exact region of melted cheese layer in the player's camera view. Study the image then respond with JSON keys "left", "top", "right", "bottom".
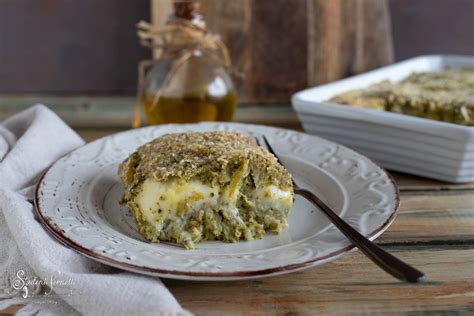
{"left": 134, "top": 177, "right": 293, "bottom": 229}
{"left": 135, "top": 178, "right": 219, "bottom": 225}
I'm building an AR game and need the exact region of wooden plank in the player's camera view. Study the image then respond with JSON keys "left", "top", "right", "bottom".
{"left": 3, "top": 247, "right": 473, "bottom": 314}
{"left": 201, "top": 0, "right": 253, "bottom": 103}
{"left": 307, "top": 0, "right": 394, "bottom": 85}
{"left": 392, "top": 172, "right": 474, "bottom": 191}
{"left": 150, "top": 0, "right": 173, "bottom": 59}
{"left": 379, "top": 191, "right": 474, "bottom": 244}
{"left": 164, "top": 247, "right": 474, "bottom": 315}
{"left": 0, "top": 304, "right": 21, "bottom": 315}
{"left": 247, "top": 0, "right": 308, "bottom": 102}
{"left": 0, "top": 95, "right": 137, "bottom": 128}
{"left": 0, "top": 95, "right": 300, "bottom": 129}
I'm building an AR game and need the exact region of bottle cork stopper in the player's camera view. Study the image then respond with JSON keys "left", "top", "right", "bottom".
{"left": 174, "top": 0, "right": 200, "bottom": 20}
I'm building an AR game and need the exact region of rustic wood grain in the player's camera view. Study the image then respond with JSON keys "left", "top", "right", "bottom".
{"left": 0, "top": 305, "right": 21, "bottom": 315}
{"left": 0, "top": 95, "right": 301, "bottom": 129}
{"left": 392, "top": 172, "right": 474, "bottom": 191}
{"left": 247, "top": 0, "right": 308, "bottom": 102}
{"left": 307, "top": 0, "right": 394, "bottom": 85}
{"left": 204, "top": 0, "right": 253, "bottom": 103}
{"left": 150, "top": 0, "right": 173, "bottom": 60}
{"left": 380, "top": 191, "right": 474, "bottom": 244}
{"left": 163, "top": 247, "right": 474, "bottom": 315}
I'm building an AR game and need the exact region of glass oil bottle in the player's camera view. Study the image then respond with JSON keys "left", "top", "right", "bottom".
{"left": 136, "top": 0, "right": 237, "bottom": 126}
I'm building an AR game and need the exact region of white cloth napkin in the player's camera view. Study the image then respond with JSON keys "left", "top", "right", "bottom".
{"left": 0, "top": 105, "right": 191, "bottom": 316}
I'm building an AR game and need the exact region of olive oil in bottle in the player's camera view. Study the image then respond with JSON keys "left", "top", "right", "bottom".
{"left": 143, "top": 91, "right": 237, "bottom": 124}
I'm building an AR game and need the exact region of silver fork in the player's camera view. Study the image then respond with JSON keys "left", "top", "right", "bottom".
{"left": 256, "top": 135, "right": 424, "bottom": 283}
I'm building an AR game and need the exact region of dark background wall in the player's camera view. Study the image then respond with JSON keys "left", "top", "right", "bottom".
{"left": 389, "top": 0, "right": 474, "bottom": 60}
{"left": 0, "top": 0, "right": 472, "bottom": 94}
{"left": 0, "top": 0, "right": 150, "bottom": 94}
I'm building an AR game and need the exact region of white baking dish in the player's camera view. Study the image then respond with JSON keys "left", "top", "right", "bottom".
{"left": 292, "top": 55, "right": 474, "bottom": 183}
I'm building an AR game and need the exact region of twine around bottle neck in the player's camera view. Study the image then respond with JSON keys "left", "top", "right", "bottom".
{"left": 136, "top": 19, "right": 230, "bottom": 67}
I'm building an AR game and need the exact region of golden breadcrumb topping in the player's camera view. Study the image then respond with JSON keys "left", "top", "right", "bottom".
{"left": 119, "top": 131, "right": 292, "bottom": 196}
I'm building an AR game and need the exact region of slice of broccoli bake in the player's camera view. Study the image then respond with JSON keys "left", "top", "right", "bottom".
{"left": 119, "top": 131, "right": 294, "bottom": 249}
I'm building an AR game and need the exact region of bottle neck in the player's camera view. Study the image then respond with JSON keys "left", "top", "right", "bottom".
{"left": 167, "top": 15, "right": 205, "bottom": 30}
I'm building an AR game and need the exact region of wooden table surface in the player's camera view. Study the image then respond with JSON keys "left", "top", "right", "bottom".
{"left": 1, "top": 102, "right": 473, "bottom": 315}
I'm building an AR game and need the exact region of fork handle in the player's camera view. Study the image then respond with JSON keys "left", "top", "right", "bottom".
{"left": 295, "top": 188, "right": 425, "bottom": 283}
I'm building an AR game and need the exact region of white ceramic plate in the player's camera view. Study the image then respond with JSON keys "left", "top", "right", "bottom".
{"left": 35, "top": 122, "right": 399, "bottom": 280}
